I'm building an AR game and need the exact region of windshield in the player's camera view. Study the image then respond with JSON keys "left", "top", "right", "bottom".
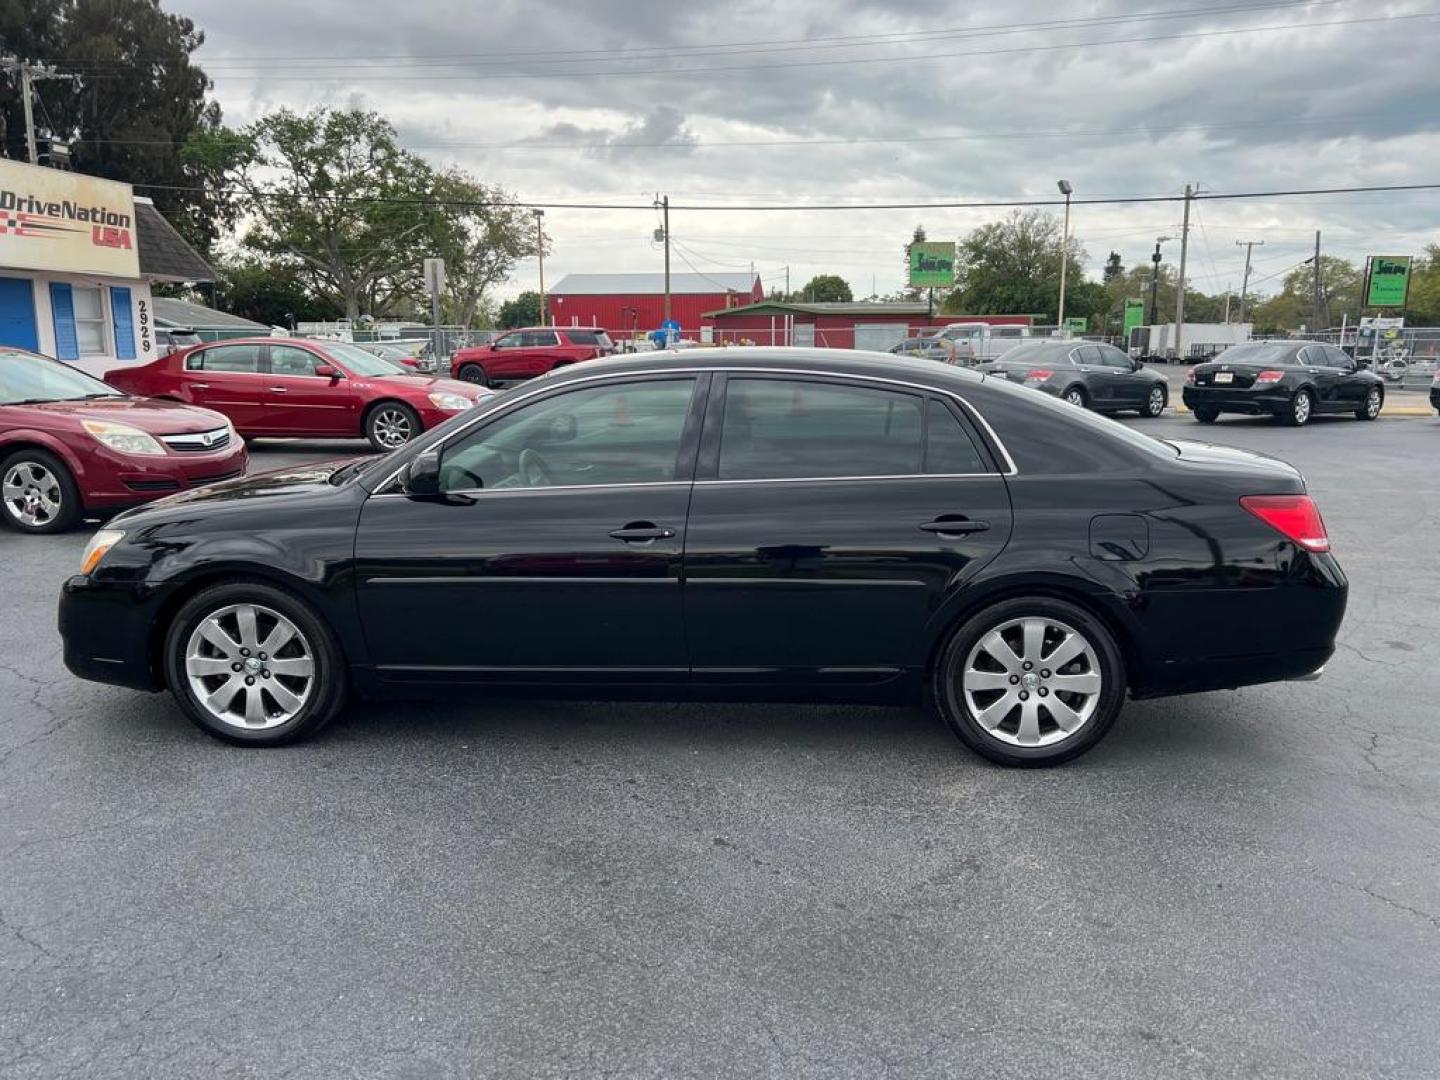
{"left": 1213, "top": 342, "right": 1299, "bottom": 365}
{"left": 324, "top": 341, "right": 410, "bottom": 376}
{"left": 0, "top": 350, "right": 125, "bottom": 404}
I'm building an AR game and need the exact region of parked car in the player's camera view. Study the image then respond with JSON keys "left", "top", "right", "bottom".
{"left": 1, "top": 346, "right": 246, "bottom": 534}
{"left": 979, "top": 341, "right": 1169, "bottom": 417}
{"left": 890, "top": 336, "right": 958, "bottom": 363}
{"left": 154, "top": 327, "right": 202, "bottom": 357}
{"left": 61, "top": 348, "right": 1345, "bottom": 766}
{"left": 359, "top": 341, "right": 429, "bottom": 373}
{"left": 1182, "top": 341, "right": 1385, "bottom": 426}
{"left": 449, "top": 326, "right": 615, "bottom": 386}
{"left": 933, "top": 323, "right": 1039, "bottom": 365}
{"left": 104, "top": 338, "right": 492, "bottom": 452}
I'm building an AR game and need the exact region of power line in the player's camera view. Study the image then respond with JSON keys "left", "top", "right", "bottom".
{"left": 41, "top": 0, "right": 1343, "bottom": 68}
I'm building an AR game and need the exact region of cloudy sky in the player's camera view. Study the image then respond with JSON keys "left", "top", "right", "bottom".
{"left": 181, "top": 0, "right": 1439, "bottom": 303}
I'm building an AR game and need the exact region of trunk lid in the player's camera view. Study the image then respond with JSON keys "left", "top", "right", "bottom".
{"left": 1167, "top": 438, "right": 1305, "bottom": 489}
{"left": 1192, "top": 362, "right": 1270, "bottom": 389}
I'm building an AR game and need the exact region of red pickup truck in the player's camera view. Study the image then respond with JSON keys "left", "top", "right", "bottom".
{"left": 450, "top": 327, "right": 615, "bottom": 386}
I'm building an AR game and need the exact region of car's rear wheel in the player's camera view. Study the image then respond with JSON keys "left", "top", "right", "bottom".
{"left": 365, "top": 402, "right": 421, "bottom": 451}
{"left": 1356, "top": 385, "right": 1382, "bottom": 421}
{"left": 933, "top": 597, "right": 1127, "bottom": 767}
{"left": 0, "top": 449, "right": 81, "bottom": 534}
{"left": 1285, "top": 388, "right": 1314, "bottom": 427}
{"left": 164, "top": 582, "right": 347, "bottom": 746}
{"left": 455, "top": 363, "right": 489, "bottom": 386}
{"left": 1062, "top": 386, "right": 1087, "bottom": 408}
{"left": 1192, "top": 407, "right": 1219, "bottom": 424}
{"left": 1143, "top": 384, "right": 1167, "bottom": 418}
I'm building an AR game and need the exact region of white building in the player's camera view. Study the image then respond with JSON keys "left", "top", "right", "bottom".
{"left": 0, "top": 158, "right": 214, "bottom": 378}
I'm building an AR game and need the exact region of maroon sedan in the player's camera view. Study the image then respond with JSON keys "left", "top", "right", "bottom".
{"left": 450, "top": 326, "right": 614, "bottom": 386}
{"left": 106, "top": 338, "right": 492, "bottom": 452}
{"left": 1, "top": 347, "right": 247, "bottom": 534}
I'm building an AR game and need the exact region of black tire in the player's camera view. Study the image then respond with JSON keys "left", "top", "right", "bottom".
{"left": 1355, "top": 385, "right": 1382, "bottom": 422}
{"left": 0, "top": 448, "right": 82, "bottom": 534}
{"left": 1062, "top": 385, "right": 1088, "bottom": 409}
{"left": 1284, "top": 388, "right": 1314, "bottom": 427}
{"left": 163, "top": 581, "right": 347, "bottom": 747}
{"left": 1192, "top": 407, "right": 1219, "bottom": 424}
{"left": 364, "top": 401, "right": 422, "bottom": 451}
{"left": 1142, "top": 384, "right": 1167, "bottom": 418}
{"left": 933, "top": 596, "right": 1127, "bottom": 767}
{"left": 455, "top": 363, "right": 489, "bottom": 386}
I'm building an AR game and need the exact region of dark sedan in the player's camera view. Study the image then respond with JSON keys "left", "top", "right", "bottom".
{"left": 1183, "top": 341, "right": 1384, "bottom": 426}
{"left": 979, "top": 341, "right": 1168, "bottom": 417}
{"left": 60, "top": 348, "right": 1346, "bottom": 767}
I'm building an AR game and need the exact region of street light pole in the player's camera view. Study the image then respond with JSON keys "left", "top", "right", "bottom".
{"left": 1056, "top": 180, "right": 1073, "bottom": 333}
{"left": 532, "top": 208, "right": 547, "bottom": 326}
{"left": 1148, "top": 236, "right": 1172, "bottom": 327}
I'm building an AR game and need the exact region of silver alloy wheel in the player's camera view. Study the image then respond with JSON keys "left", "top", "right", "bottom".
{"left": 371, "top": 407, "right": 413, "bottom": 448}
{"left": 1294, "top": 391, "right": 1312, "bottom": 425}
{"left": 1147, "top": 385, "right": 1166, "bottom": 416}
{"left": 1365, "top": 388, "right": 1382, "bottom": 418}
{"left": 184, "top": 603, "right": 315, "bottom": 730}
{"left": 1064, "top": 388, "right": 1085, "bottom": 407}
{"left": 2, "top": 461, "right": 62, "bottom": 528}
{"left": 961, "top": 616, "right": 1102, "bottom": 747}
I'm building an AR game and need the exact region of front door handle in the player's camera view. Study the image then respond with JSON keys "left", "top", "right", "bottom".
{"left": 191, "top": 382, "right": 210, "bottom": 390}
{"left": 268, "top": 386, "right": 288, "bottom": 393}
{"left": 609, "top": 522, "right": 676, "bottom": 543}
{"left": 920, "top": 518, "right": 990, "bottom": 536}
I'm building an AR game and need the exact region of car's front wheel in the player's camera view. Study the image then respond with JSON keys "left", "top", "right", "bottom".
{"left": 365, "top": 402, "right": 421, "bottom": 451}
{"left": 1062, "top": 386, "right": 1087, "bottom": 408}
{"left": 1356, "top": 385, "right": 1382, "bottom": 421}
{"left": 164, "top": 582, "right": 347, "bottom": 746}
{"left": 1285, "top": 388, "right": 1314, "bottom": 427}
{"left": 0, "top": 448, "right": 81, "bottom": 534}
{"left": 933, "top": 597, "right": 1127, "bottom": 767}
{"left": 1143, "top": 384, "right": 1167, "bottom": 418}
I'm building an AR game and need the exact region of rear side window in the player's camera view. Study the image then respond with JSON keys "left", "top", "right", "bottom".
{"left": 718, "top": 378, "right": 923, "bottom": 480}
{"left": 566, "top": 330, "right": 604, "bottom": 345}
{"left": 926, "top": 399, "right": 988, "bottom": 474}
{"left": 186, "top": 344, "right": 260, "bottom": 373}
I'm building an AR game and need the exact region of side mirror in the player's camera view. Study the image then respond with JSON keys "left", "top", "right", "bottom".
{"left": 1132, "top": 357, "right": 1145, "bottom": 372}
{"left": 401, "top": 450, "right": 442, "bottom": 496}
{"left": 315, "top": 364, "right": 342, "bottom": 380}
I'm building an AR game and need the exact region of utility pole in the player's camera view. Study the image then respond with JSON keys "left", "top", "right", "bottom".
{"left": 1236, "top": 239, "right": 1264, "bottom": 325}
{"left": 1056, "top": 180, "right": 1073, "bottom": 333}
{"left": 1172, "top": 184, "right": 1194, "bottom": 364}
{"left": 2, "top": 57, "right": 80, "bottom": 165}
{"left": 1313, "top": 230, "right": 1323, "bottom": 331}
{"left": 532, "top": 208, "right": 547, "bottom": 326}
{"left": 654, "top": 194, "right": 672, "bottom": 328}
{"left": 784, "top": 265, "right": 790, "bottom": 299}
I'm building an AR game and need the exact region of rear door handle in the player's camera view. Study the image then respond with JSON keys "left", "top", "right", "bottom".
{"left": 268, "top": 386, "right": 288, "bottom": 393}
{"left": 920, "top": 518, "right": 990, "bottom": 535}
{"left": 609, "top": 522, "right": 676, "bottom": 543}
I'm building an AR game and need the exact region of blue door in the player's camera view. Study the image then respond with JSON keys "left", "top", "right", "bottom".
{"left": 0, "top": 277, "right": 39, "bottom": 352}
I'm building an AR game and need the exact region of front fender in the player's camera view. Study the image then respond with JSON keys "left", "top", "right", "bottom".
{"left": 0, "top": 428, "right": 89, "bottom": 483}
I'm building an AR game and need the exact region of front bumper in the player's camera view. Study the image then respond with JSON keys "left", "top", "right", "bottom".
{"left": 1182, "top": 385, "right": 1291, "bottom": 415}
{"left": 1430, "top": 386, "right": 1440, "bottom": 411}
{"left": 59, "top": 574, "right": 165, "bottom": 691}
{"left": 79, "top": 441, "right": 249, "bottom": 511}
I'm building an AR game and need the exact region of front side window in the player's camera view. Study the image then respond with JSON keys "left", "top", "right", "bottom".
{"left": 270, "top": 345, "right": 323, "bottom": 376}
{"left": 187, "top": 344, "right": 261, "bottom": 373}
{"left": 440, "top": 378, "right": 697, "bottom": 491}
{"left": 523, "top": 330, "right": 561, "bottom": 348}
{"left": 494, "top": 333, "right": 524, "bottom": 349}
{"left": 1097, "top": 346, "right": 1134, "bottom": 369}
{"left": 718, "top": 378, "right": 924, "bottom": 480}
{"left": 71, "top": 286, "right": 108, "bottom": 356}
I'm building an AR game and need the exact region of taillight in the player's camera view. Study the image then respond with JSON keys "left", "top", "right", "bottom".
{"left": 1254, "top": 370, "right": 1284, "bottom": 385}
{"left": 1024, "top": 368, "right": 1053, "bottom": 381}
{"left": 401, "top": 357, "right": 418, "bottom": 368}
{"left": 1241, "top": 494, "right": 1330, "bottom": 553}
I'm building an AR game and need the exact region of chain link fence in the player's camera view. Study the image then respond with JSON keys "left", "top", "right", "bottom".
{"left": 1299, "top": 327, "right": 1440, "bottom": 391}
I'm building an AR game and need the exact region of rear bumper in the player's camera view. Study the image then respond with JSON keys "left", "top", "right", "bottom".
{"left": 1182, "top": 385, "right": 1291, "bottom": 415}
{"left": 59, "top": 574, "right": 165, "bottom": 691}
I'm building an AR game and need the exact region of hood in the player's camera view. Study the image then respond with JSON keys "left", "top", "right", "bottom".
{"left": 14, "top": 396, "right": 230, "bottom": 435}
{"left": 376, "top": 374, "right": 492, "bottom": 399}
{"left": 1166, "top": 438, "right": 1304, "bottom": 486}
{"left": 113, "top": 458, "right": 362, "bottom": 524}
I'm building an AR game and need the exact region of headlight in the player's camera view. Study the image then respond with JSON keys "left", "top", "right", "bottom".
{"left": 80, "top": 529, "right": 126, "bottom": 575}
{"left": 81, "top": 419, "right": 165, "bottom": 456}
{"left": 428, "top": 392, "right": 474, "bottom": 412}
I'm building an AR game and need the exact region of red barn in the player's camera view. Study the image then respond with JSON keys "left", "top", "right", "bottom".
{"left": 548, "top": 272, "right": 762, "bottom": 339}
{"left": 704, "top": 301, "right": 1033, "bottom": 349}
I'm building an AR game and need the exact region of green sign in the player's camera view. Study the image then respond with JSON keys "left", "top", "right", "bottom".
{"left": 1366, "top": 255, "right": 1412, "bottom": 307}
{"left": 1065, "top": 317, "right": 1088, "bottom": 333}
{"left": 908, "top": 241, "right": 956, "bottom": 288}
{"left": 1123, "top": 298, "right": 1145, "bottom": 335}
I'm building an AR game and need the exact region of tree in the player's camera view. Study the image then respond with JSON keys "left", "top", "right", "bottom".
{"left": 1103, "top": 251, "right": 1125, "bottom": 284}
{"left": 228, "top": 108, "right": 441, "bottom": 321}
{"left": 429, "top": 170, "right": 542, "bottom": 328}
{"left": 212, "top": 257, "right": 332, "bottom": 328}
{"left": 1250, "top": 256, "right": 1361, "bottom": 333}
{"left": 1400, "top": 245, "right": 1440, "bottom": 326}
{"left": 941, "top": 210, "right": 1095, "bottom": 324}
{"left": 498, "top": 291, "right": 542, "bottom": 328}
{"left": 0, "top": 0, "right": 229, "bottom": 251}
{"left": 799, "top": 274, "right": 853, "bottom": 303}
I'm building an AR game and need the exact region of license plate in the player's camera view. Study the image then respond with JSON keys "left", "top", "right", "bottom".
{"left": 1214, "top": 372, "right": 1234, "bottom": 384}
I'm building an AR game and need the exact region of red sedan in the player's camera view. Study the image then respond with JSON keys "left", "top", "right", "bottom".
{"left": 450, "top": 326, "right": 614, "bottom": 386}
{"left": 106, "top": 338, "right": 492, "bottom": 452}
{"left": 1, "top": 347, "right": 247, "bottom": 534}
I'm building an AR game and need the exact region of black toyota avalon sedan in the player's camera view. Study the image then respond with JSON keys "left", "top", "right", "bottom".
{"left": 1182, "top": 340, "right": 1384, "bottom": 426}
{"left": 60, "top": 348, "right": 1347, "bottom": 767}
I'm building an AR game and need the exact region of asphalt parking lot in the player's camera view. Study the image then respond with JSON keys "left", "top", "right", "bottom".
{"left": 2, "top": 413, "right": 1438, "bottom": 1079}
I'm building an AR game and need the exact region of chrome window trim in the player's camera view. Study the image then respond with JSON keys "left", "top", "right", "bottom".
{"left": 369, "top": 364, "right": 1019, "bottom": 495}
